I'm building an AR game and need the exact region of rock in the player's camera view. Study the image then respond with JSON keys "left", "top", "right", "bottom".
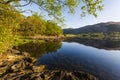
{"left": 0, "top": 50, "right": 34, "bottom": 77}
{"left": 33, "top": 65, "right": 45, "bottom": 73}
{"left": 22, "top": 52, "right": 30, "bottom": 57}
{"left": 8, "top": 49, "right": 21, "bottom": 55}
{"left": 31, "top": 73, "right": 42, "bottom": 80}
{"left": 0, "top": 65, "right": 12, "bottom": 77}
{"left": 11, "top": 59, "right": 33, "bottom": 72}
{"left": 39, "top": 70, "right": 98, "bottom": 80}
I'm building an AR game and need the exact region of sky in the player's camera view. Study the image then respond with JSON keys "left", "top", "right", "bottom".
{"left": 64, "top": 0, "right": 120, "bottom": 28}
{"left": 22, "top": 0, "right": 120, "bottom": 28}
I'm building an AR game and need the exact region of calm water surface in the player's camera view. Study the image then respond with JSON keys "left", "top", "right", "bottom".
{"left": 15, "top": 39, "right": 120, "bottom": 80}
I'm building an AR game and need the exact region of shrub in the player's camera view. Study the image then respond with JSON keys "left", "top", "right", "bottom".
{"left": 0, "top": 26, "right": 14, "bottom": 54}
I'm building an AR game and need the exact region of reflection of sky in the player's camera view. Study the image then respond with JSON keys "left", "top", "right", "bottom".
{"left": 20, "top": 0, "right": 120, "bottom": 28}
{"left": 61, "top": 42, "right": 120, "bottom": 70}
{"left": 36, "top": 42, "right": 120, "bottom": 80}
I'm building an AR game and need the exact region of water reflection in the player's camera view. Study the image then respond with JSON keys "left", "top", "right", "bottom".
{"left": 65, "top": 38, "right": 120, "bottom": 50}
{"left": 14, "top": 41, "right": 62, "bottom": 58}
{"left": 35, "top": 42, "right": 120, "bottom": 80}
{"left": 14, "top": 39, "right": 120, "bottom": 80}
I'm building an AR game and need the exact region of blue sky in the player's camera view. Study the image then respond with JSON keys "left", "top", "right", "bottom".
{"left": 64, "top": 0, "right": 120, "bottom": 28}
{"left": 22, "top": 0, "right": 120, "bottom": 28}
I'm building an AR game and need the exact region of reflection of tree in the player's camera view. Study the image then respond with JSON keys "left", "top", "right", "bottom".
{"left": 14, "top": 41, "right": 62, "bottom": 58}
{"left": 65, "top": 38, "right": 120, "bottom": 50}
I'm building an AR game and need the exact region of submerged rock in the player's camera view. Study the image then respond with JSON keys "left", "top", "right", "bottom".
{"left": 0, "top": 49, "right": 98, "bottom": 80}
{"left": 41, "top": 70, "right": 98, "bottom": 80}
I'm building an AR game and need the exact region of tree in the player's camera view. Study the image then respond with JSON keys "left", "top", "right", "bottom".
{"left": 0, "top": 3, "right": 24, "bottom": 34}
{"left": 0, "top": 0, "right": 104, "bottom": 21}
{"left": 0, "top": 0, "right": 103, "bottom": 53}
{"left": 45, "top": 21, "right": 63, "bottom": 36}
{"left": 0, "top": 3, "right": 24, "bottom": 54}
{"left": 19, "top": 14, "right": 63, "bottom": 36}
{"left": 0, "top": 26, "right": 14, "bottom": 53}
{"left": 19, "top": 13, "right": 46, "bottom": 36}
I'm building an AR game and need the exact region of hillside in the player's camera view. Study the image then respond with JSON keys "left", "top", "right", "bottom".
{"left": 63, "top": 22, "right": 120, "bottom": 34}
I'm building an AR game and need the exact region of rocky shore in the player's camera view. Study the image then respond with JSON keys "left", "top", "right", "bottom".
{"left": 0, "top": 49, "right": 98, "bottom": 80}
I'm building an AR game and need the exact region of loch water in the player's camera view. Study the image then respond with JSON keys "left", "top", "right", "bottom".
{"left": 15, "top": 38, "right": 120, "bottom": 80}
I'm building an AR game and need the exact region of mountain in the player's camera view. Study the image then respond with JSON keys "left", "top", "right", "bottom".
{"left": 63, "top": 22, "right": 120, "bottom": 34}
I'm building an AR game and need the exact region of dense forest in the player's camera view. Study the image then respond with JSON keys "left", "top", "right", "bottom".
{"left": 18, "top": 13, "right": 63, "bottom": 36}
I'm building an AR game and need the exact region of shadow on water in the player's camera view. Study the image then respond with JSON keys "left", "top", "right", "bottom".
{"left": 14, "top": 41, "right": 62, "bottom": 58}
{"left": 65, "top": 38, "right": 120, "bottom": 50}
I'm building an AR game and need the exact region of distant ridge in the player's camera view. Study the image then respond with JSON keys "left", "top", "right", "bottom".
{"left": 63, "top": 22, "right": 120, "bottom": 34}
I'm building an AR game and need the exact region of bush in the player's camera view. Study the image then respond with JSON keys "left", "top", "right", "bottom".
{"left": 0, "top": 26, "right": 14, "bottom": 54}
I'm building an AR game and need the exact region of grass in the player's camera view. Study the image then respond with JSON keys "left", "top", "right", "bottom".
{"left": 13, "top": 36, "right": 46, "bottom": 47}
{"left": 13, "top": 38, "right": 33, "bottom": 47}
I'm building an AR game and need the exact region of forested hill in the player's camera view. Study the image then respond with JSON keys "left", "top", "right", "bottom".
{"left": 63, "top": 22, "right": 120, "bottom": 34}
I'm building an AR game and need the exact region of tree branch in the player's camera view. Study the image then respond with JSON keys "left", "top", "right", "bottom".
{"left": 1, "top": 0, "right": 19, "bottom": 4}
{"left": 14, "top": 0, "right": 32, "bottom": 7}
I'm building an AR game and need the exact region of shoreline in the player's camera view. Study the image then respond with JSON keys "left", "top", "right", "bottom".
{"left": 21, "top": 35, "right": 65, "bottom": 41}
{"left": 0, "top": 49, "right": 97, "bottom": 80}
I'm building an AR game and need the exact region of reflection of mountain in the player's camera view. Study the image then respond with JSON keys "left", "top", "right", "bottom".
{"left": 65, "top": 38, "right": 120, "bottom": 50}
{"left": 14, "top": 41, "right": 62, "bottom": 58}
{"left": 36, "top": 42, "right": 120, "bottom": 80}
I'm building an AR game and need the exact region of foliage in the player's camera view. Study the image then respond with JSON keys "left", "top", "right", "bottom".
{"left": 19, "top": 13, "right": 46, "bottom": 36}
{"left": 0, "top": 4, "right": 24, "bottom": 53}
{"left": 64, "top": 34, "right": 77, "bottom": 38}
{"left": 79, "top": 33, "right": 105, "bottom": 39}
{"left": 0, "top": 0, "right": 104, "bottom": 54}
{"left": 45, "top": 21, "right": 63, "bottom": 36}
{"left": 14, "top": 41, "right": 62, "bottom": 58}
{"left": 67, "top": 32, "right": 120, "bottom": 40}
{"left": 0, "top": 0, "right": 104, "bottom": 21}
{"left": 19, "top": 13, "right": 63, "bottom": 36}
{"left": 66, "top": 33, "right": 105, "bottom": 40}
{"left": 0, "top": 26, "right": 14, "bottom": 54}
{"left": 13, "top": 38, "right": 33, "bottom": 47}
{"left": 0, "top": 3, "right": 63, "bottom": 54}
{"left": 0, "top": 3, "right": 24, "bottom": 32}
{"left": 107, "top": 32, "right": 120, "bottom": 40}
